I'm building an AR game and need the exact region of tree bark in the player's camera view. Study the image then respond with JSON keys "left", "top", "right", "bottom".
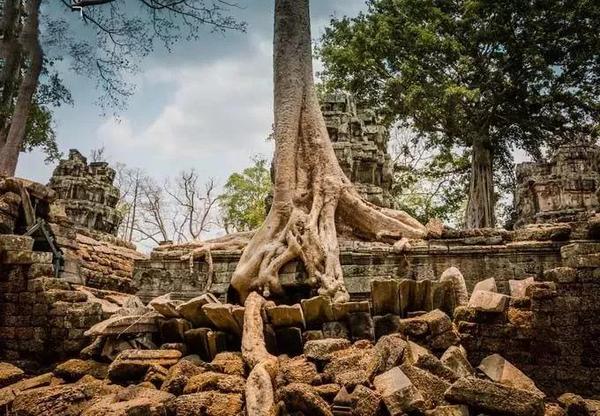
{"left": 0, "top": 0, "right": 23, "bottom": 150}
{"left": 464, "top": 136, "right": 495, "bottom": 228}
{"left": 0, "top": 0, "right": 42, "bottom": 177}
{"left": 229, "top": 0, "right": 427, "bottom": 304}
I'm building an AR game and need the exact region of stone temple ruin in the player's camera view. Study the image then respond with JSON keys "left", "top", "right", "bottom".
{"left": 1, "top": 134, "right": 600, "bottom": 415}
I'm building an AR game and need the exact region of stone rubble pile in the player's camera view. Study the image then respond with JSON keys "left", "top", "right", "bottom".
{"left": 1, "top": 267, "right": 598, "bottom": 415}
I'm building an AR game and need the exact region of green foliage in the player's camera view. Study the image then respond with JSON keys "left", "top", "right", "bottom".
{"left": 389, "top": 127, "right": 470, "bottom": 225}
{"left": 320, "top": 0, "right": 600, "bottom": 220}
{"left": 22, "top": 101, "right": 61, "bottom": 163}
{"left": 219, "top": 157, "right": 272, "bottom": 233}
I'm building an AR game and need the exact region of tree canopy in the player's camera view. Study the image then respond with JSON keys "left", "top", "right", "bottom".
{"left": 319, "top": 0, "right": 600, "bottom": 227}
{"left": 219, "top": 156, "right": 272, "bottom": 233}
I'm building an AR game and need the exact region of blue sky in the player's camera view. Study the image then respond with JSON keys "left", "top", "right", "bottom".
{"left": 17, "top": 0, "right": 368, "bottom": 185}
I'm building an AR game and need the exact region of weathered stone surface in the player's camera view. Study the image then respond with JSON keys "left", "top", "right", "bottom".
{"left": 440, "top": 267, "right": 469, "bottom": 307}
{"left": 371, "top": 279, "right": 400, "bottom": 315}
{"left": 352, "top": 385, "right": 382, "bottom": 416}
{"left": 323, "top": 344, "right": 381, "bottom": 388}
{"left": 160, "top": 359, "right": 204, "bottom": 395}
{"left": 470, "top": 277, "right": 497, "bottom": 300}
{"left": 183, "top": 371, "right": 245, "bottom": 394}
{"left": 54, "top": 359, "right": 108, "bottom": 382}
{"left": 400, "top": 363, "right": 450, "bottom": 409}
{"left": 509, "top": 277, "right": 535, "bottom": 298}
{"left": 210, "top": 352, "right": 246, "bottom": 377}
{"left": 373, "top": 367, "right": 426, "bottom": 415}
{"left": 279, "top": 382, "right": 334, "bottom": 416}
{"left": 413, "top": 353, "right": 459, "bottom": 383}
{"left": 440, "top": 346, "right": 474, "bottom": 379}
{"left": 169, "top": 391, "right": 243, "bottom": 416}
{"left": 108, "top": 349, "right": 182, "bottom": 382}
{"left": 301, "top": 295, "right": 334, "bottom": 326}
{"left": 0, "top": 235, "right": 34, "bottom": 252}
{"left": 175, "top": 293, "right": 219, "bottom": 327}
{"left": 425, "top": 405, "right": 470, "bottom": 416}
{"left": 144, "top": 364, "right": 168, "bottom": 387}
{"left": 266, "top": 304, "right": 305, "bottom": 328}
{"left": 84, "top": 313, "right": 158, "bottom": 337}
{"left": 81, "top": 385, "right": 174, "bottom": 416}
{"left": 445, "top": 377, "right": 545, "bottom": 416}
{"left": 277, "top": 356, "right": 319, "bottom": 385}
{"left": 304, "top": 339, "right": 351, "bottom": 361}
{"left": 11, "top": 377, "right": 120, "bottom": 416}
{"left": 149, "top": 293, "right": 182, "bottom": 318}
{"left": 478, "top": 354, "right": 545, "bottom": 396}
{"left": 0, "top": 363, "right": 24, "bottom": 388}
{"left": 467, "top": 290, "right": 509, "bottom": 313}
{"left": 202, "top": 303, "right": 242, "bottom": 336}
{"left": 332, "top": 301, "right": 370, "bottom": 320}
{"left": 375, "top": 334, "right": 407, "bottom": 372}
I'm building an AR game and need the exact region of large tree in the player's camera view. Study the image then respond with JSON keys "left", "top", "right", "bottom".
{"left": 0, "top": 0, "right": 245, "bottom": 176}
{"left": 319, "top": 0, "right": 600, "bottom": 228}
{"left": 227, "top": 0, "right": 426, "bottom": 305}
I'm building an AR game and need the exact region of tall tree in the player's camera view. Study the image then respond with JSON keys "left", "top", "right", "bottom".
{"left": 319, "top": 0, "right": 600, "bottom": 228}
{"left": 0, "top": 0, "right": 245, "bottom": 176}
{"left": 228, "top": 0, "right": 426, "bottom": 306}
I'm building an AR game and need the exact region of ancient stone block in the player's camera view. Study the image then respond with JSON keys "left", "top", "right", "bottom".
{"left": 400, "top": 363, "right": 450, "bottom": 409}
{"left": 84, "top": 313, "right": 158, "bottom": 337}
{"left": 509, "top": 277, "right": 535, "bottom": 298}
{"left": 108, "top": 349, "right": 182, "bottom": 382}
{"left": 371, "top": 279, "right": 400, "bottom": 315}
{"left": 375, "top": 334, "right": 407, "bottom": 372}
{"left": 0, "top": 362, "right": 24, "bottom": 388}
{"left": 169, "top": 391, "right": 243, "bottom": 416}
{"left": 304, "top": 338, "right": 351, "bottom": 361}
{"left": 445, "top": 377, "right": 545, "bottom": 416}
{"left": 277, "top": 355, "right": 319, "bottom": 385}
{"left": 322, "top": 321, "right": 350, "bottom": 339}
{"left": 332, "top": 301, "right": 370, "bottom": 320}
{"left": 352, "top": 385, "right": 382, "bottom": 416}
{"left": 468, "top": 290, "right": 509, "bottom": 313}
{"left": 176, "top": 293, "right": 219, "bottom": 327}
{"left": 440, "top": 346, "right": 474, "bottom": 379}
{"left": 374, "top": 314, "right": 402, "bottom": 339}
{"left": 374, "top": 367, "right": 426, "bottom": 415}
{"left": 184, "top": 371, "right": 245, "bottom": 394}
{"left": 149, "top": 293, "right": 182, "bottom": 318}
{"left": 0, "top": 236, "right": 34, "bottom": 252}
{"left": 202, "top": 303, "right": 242, "bottom": 336}
{"left": 53, "top": 359, "right": 108, "bottom": 382}
{"left": 301, "top": 295, "right": 335, "bottom": 327}
{"left": 478, "top": 354, "right": 545, "bottom": 396}
{"left": 266, "top": 304, "right": 305, "bottom": 328}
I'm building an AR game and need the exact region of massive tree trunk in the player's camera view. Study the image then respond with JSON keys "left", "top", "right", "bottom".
{"left": 230, "top": 0, "right": 427, "bottom": 304}
{"left": 464, "top": 136, "right": 495, "bottom": 229}
{"left": 0, "top": 0, "right": 42, "bottom": 177}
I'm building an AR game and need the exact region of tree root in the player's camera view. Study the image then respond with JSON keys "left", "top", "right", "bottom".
{"left": 242, "top": 292, "right": 278, "bottom": 416}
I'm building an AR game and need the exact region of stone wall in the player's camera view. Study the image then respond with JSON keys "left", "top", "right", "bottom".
{"left": 48, "top": 149, "right": 123, "bottom": 236}
{"left": 134, "top": 232, "right": 570, "bottom": 303}
{"left": 322, "top": 92, "right": 394, "bottom": 207}
{"left": 456, "top": 242, "right": 600, "bottom": 398}
{"left": 515, "top": 138, "right": 600, "bottom": 227}
{"left": 0, "top": 235, "right": 104, "bottom": 367}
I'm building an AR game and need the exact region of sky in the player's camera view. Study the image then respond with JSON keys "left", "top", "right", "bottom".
{"left": 16, "top": 0, "right": 368, "bottom": 186}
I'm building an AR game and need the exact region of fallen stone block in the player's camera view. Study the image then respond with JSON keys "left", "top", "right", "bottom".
{"left": 322, "top": 320, "right": 350, "bottom": 339}
{"left": 279, "top": 383, "right": 334, "bottom": 416}
{"left": 0, "top": 235, "right": 34, "bottom": 251}
{"left": 468, "top": 290, "right": 509, "bottom": 313}
{"left": 277, "top": 356, "right": 319, "bottom": 385}
{"left": 175, "top": 293, "right": 220, "bottom": 327}
{"left": 509, "top": 277, "right": 535, "bottom": 298}
{"left": 323, "top": 345, "right": 381, "bottom": 388}
{"left": 168, "top": 391, "right": 243, "bottom": 416}
{"left": 469, "top": 277, "right": 497, "bottom": 301}
{"left": 352, "top": 385, "right": 382, "bottom": 416}
{"left": 53, "top": 359, "right": 108, "bottom": 382}
{"left": 202, "top": 303, "right": 242, "bottom": 336}
{"left": 210, "top": 352, "right": 246, "bottom": 377}
{"left": 425, "top": 405, "right": 469, "bottom": 416}
{"left": 81, "top": 385, "right": 174, "bottom": 416}
{"left": 413, "top": 354, "right": 459, "bottom": 383}
{"left": 0, "top": 362, "right": 24, "bottom": 388}
{"left": 266, "top": 304, "right": 305, "bottom": 328}
{"left": 301, "top": 295, "right": 335, "bottom": 326}
{"left": 400, "top": 363, "right": 450, "bottom": 410}
{"left": 375, "top": 334, "right": 407, "bottom": 372}
{"left": 184, "top": 371, "right": 245, "bottom": 394}
{"left": 149, "top": 293, "right": 182, "bottom": 318}
{"left": 108, "top": 349, "right": 182, "bottom": 382}
{"left": 440, "top": 346, "right": 474, "bottom": 379}
{"left": 144, "top": 364, "right": 168, "bottom": 387}
{"left": 84, "top": 313, "right": 158, "bottom": 337}
{"left": 445, "top": 377, "right": 545, "bottom": 416}
{"left": 479, "top": 354, "right": 545, "bottom": 396}
{"left": 304, "top": 338, "right": 351, "bottom": 361}
{"left": 160, "top": 359, "right": 204, "bottom": 395}
{"left": 374, "top": 367, "right": 426, "bottom": 415}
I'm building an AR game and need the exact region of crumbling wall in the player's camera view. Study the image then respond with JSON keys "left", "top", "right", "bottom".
{"left": 457, "top": 242, "right": 600, "bottom": 397}
{"left": 0, "top": 235, "right": 103, "bottom": 366}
